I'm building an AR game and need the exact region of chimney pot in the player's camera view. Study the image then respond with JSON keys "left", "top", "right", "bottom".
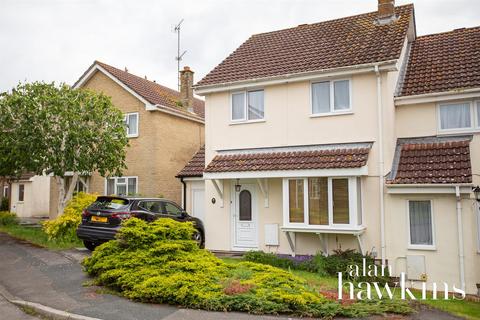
{"left": 179, "top": 67, "right": 194, "bottom": 113}
{"left": 124, "top": 67, "right": 128, "bottom": 72}
{"left": 377, "top": 0, "right": 396, "bottom": 24}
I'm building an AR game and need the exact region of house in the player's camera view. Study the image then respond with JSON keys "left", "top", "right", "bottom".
{"left": 73, "top": 61, "right": 205, "bottom": 204}
{"left": 181, "top": 1, "right": 480, "bottom": 294}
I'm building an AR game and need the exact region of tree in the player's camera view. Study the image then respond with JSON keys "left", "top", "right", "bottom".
{"left": 0, "top": 82, "right": 128, "bottom": 214}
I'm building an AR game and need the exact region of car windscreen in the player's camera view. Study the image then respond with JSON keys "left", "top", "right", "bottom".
{"left": 90, "top": 197, "right": 130, "bottom": 210}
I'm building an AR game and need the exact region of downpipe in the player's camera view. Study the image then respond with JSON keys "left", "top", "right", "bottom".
{"left": 455, "top": 185, "right": 466, "bottom": 291}
{"left": 375, "top": 64, "right": 386, "bottom": 266}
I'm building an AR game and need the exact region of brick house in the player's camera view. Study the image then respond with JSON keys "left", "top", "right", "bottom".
{"left": 179, "top": 1, "right": 480, "bottom": 294}
{"left": 73, "top": 61, "right": 204, "bottom": 205}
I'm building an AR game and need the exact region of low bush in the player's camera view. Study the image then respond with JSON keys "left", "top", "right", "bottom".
{"left": 83, "top": 218, "right": 411, "bottom": 318}
{"left": 0, "top": 211, "right": 18, "bottom": 226}
{"left": 0, "top": 197, "right": 9, "bottom": 211}
{"left": 43, "top": 192, "right": 97, "bottom": 241}
{"left": 245, "top": 249, "right": 389, "bottom": 283}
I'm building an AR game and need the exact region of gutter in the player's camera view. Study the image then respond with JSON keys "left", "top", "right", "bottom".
{"left": 151, "top": 104, "right": 205, "bottom": 124}
{"left": 455, "top": 185, "right": 466, "bottom": 292}
{"left": 195, "top": 60, "right": 398, "bottom": 95}
{"left": 375, "top": 64, "right": 386, "bottom": 266}
{"left": 395, "top": 87, "right": 480, "bottom": 106}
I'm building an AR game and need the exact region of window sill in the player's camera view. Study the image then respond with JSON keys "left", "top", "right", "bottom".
{"left": 437, "top": 128, "right": 480, "bottom": 136}
{"left": 127, "top": 135, "right": 139, "bottom": 139}
{"left": 281, "top": 225, "right": 365, "bottom": 235}
{"left": 310, "top": 111, "right": 353, "bottom": 118}
{"left": 229, "top": 119, "right": 266, "bottom": 126}
{"left": 407, "top": 245, "right": 436, "bottom": 251}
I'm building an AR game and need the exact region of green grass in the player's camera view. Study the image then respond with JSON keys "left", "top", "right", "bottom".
{"left": 0, "top": 224, "right": 82, "bottom": 250}
{"left": 417, "top": 292, "right": 480, "bottom": 320}
{"left": 221, "top": 257, "right": 480, "bottom": 319}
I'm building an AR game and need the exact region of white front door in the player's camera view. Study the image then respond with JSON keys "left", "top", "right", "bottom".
{"left": 192, "top": 188, "right": 205, "bottom": 222}
{"left": 233, "top": 184, "right": 257, "bottom": 248}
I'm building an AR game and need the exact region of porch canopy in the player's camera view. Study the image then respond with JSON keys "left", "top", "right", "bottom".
{"left": 203, "top": 142, "right": 373, "bottom": 255}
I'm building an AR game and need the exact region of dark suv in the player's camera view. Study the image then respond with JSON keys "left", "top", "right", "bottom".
{"left": 76, "top": 196, "right": 205, "bottom": 250}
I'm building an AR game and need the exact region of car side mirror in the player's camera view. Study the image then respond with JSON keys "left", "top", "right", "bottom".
{"left": 180, "top": 211, "right": 188, "bottom": 218}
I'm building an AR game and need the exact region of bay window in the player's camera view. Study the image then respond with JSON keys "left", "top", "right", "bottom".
{"left": 231, "top": 90, "right": 264, "bottom": 122}
{"left": 283, "top": 177, "right": 361, "bottom": 228}
{"left": 312, "top": 79, "right": 351, "bottom": 115}
{"left": 106, "top": 176, "right": 137, "bottom": 196}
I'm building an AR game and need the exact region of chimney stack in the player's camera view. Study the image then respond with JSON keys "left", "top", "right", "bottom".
{"left": 179, "top": 66, "right": 194, "bottom": 113}
{"left": 377, "top": 0, "right": 396, "bottom": 25}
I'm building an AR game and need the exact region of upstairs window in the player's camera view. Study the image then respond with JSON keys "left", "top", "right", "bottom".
{"left": 312, "top": 79, "right": 351, "bottom": 115}
{"left": 231, "top": 90, "right": 264, "bottom": 122}
{"left": 438, "top": 100, "right": 480, "bottom": 133}
{"left": 124, "top": 112, "right": 139, "bottom": 137}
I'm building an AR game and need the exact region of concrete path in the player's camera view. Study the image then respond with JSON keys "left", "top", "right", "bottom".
{"left": 0, "top": 232, "right": 464, "bottom": 320}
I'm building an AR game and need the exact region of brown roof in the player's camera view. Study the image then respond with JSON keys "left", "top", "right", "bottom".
{"left": 176, "top": 146, "right": 205, "bottom": 178}
{"left": 400, "top": 26, "right": 480, "bottom": 96}
{"left": 205, "top": 144, "right": 371, "bottom": 173}
{"left": 197, "top": 4, "right": 414, "bottom": 87}
{"left": 76, "top": 61, "right": 205, "bottom": 120}
{"left": 387, "top": 137, "right": 472, "bottom": 184}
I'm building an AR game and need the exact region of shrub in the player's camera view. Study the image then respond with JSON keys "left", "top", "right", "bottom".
{"left": 0, "top": 197, "right": 9, "bottom": 211}
{"left": 43, "top": 192, "right": 97, "bottom": 241}
{"left": 0, "top": 211, "right": 18, "bottom": 226}
{"left": 83, "top": 218, "right": 411, "bottom": 318}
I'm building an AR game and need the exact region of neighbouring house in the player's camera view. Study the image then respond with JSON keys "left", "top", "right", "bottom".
{"left": 183, "top": 1, "right": 480, "bottom": 294}
{"left": 73, "top": 61, "right": 204, "bottom": 204}
{"left": 9, "top": 173, "right": 51, "bottom": 218}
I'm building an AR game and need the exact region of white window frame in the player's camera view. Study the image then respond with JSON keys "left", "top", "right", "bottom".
{"left": 282, "top": 176, "right": 361, "bottom": 230}
{"left": 18, "top": 184, "right": 25, "bottom": 202}
{"left": 104, "top": 176, "right": 138, "bottom": 196}
{"left": 437, "top": 100, "right": 480, "bottom": 134}
{"left": 230, "top": 89, "right": 265, "bottom": 124}
{"left": 3, "top": 185, "right": 8, "bottom": 198}
{"left": 124, "top": 112, "right": 139, "bottom": 138}
{"left": 406, "top": 199, "right": 436, "bottom": 251}
{"left": 310, "top": 78, "right": 353, "bottom": 117}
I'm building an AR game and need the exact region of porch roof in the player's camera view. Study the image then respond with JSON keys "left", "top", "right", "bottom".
{"left": 204, "top": 143, "right": 372, "bottom": 179}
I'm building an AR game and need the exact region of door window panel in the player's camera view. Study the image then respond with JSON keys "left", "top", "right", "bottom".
{"left": 239, "top": 190, "right": 252, "bottom": 221}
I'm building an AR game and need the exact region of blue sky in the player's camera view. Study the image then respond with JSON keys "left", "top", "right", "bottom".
{"left": 0, "top": 0, "right": 478, "bottom": 92}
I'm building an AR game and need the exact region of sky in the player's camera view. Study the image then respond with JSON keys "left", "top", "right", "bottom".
{"left": 0, "top": 0, "right": 479, "bottom": 93}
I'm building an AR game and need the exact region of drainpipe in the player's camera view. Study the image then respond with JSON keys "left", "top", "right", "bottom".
{"left": 375, "top": 64, "right": 386, "bottom": 266}
{"left": 455, "top": 185, "right": 466, "bottom": 291}
{"left": 180, "top": 177, "right": 187, "bottom": 210}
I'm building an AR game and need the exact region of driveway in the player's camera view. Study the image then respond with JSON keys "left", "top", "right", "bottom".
{"left": 0, "top": 232, "right": 463, "bottom": 320}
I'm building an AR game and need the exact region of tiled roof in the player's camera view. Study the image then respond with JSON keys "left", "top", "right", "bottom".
{"left": 197, "top": 4, "right": 414, "bottom": 87}
{"left": 400, "top": 26, "right": 480, "bottom": 96}
{"left": 176, "top": 146, "right": 205, "bottom": 178}
{"left": 77, "top": 61, "right": 205, "bottom": 120}
{"left": 387, "top": 137, "right": 472, "bottom": 184}
{"left": 205, "top": 144, "right": 371, "bottom": 173}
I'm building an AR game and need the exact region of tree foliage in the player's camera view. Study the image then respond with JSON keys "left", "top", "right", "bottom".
{"left": 0, "top": 82, "right": 128, "bottom": 213}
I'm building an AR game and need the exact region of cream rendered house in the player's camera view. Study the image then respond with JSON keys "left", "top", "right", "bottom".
{"left": 182, "top": 1, "right": 480, "bottom": 294}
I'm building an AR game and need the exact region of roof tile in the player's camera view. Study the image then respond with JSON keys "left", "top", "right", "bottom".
{"left": 197, "top": 5, "right": 413, "bottom": 87}
{"left": 176, "top": 146, "right": 205, "bottom": 177}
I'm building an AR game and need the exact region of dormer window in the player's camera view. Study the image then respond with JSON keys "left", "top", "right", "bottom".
{"left": 124, "top": 112, "right": 139, "bottom": 138}
{"left": 311, "top": 79, "right": 351, "bottom": 115}
{"left": 231, "top": 90, "right": 264, "bottom": 122}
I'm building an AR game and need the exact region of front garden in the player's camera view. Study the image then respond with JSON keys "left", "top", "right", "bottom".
{"left": 82, "top": 217, "right": 412, "bottom": 318}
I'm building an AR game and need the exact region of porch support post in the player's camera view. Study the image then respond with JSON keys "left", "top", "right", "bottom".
{"left": 79, "top": 176, "right": 89, "bottom": 192}
{"left": 317, "top": 233, "right": 329, "bottom": 256}
{"left": 355, "top": 233, "right": 365, "bottom": 255}
{"left": 211, "top": 179, "right": 224, "bottom": 208}
{"left": 256, "top": 178, "right": 269, "bottom": 208}
{"left": 285, "top": 231, "right": 296, "bottom": 257}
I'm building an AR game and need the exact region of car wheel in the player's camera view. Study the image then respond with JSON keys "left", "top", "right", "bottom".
{"left": 193, "top": 230, "right": 204, "bottom": 248}
{"left": 83, "top": 240, "right": 98, "bottom": 251}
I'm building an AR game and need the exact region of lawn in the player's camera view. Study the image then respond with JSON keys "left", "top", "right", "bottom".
{"left": 0, "top": 224, "right": 83, "bottom": 250}
{"left": 221, "top": 257, "right": 480, "bottom": 320}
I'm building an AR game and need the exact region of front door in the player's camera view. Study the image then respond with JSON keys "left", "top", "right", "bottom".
{"left": 233, "top": 184, "right": 257, "bottom": 248}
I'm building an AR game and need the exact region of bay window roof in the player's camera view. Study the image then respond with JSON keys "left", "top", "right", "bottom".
{"left": 204, "top": 143, "right": 372, "bottom": 176}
